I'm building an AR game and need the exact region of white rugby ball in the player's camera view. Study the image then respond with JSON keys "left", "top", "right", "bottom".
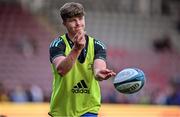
{"left": 113, "top": 68, "right": 145, "bottom": 94}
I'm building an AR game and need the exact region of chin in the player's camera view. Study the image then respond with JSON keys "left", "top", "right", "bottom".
{"left": 76, "top": 28, "right": 83, "bottom": 31}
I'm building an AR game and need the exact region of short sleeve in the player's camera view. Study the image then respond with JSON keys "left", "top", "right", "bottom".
{"left": 49, "top": 37, "right": 66, "bottom": 63}
{"left": 94, "top": 39, "right": 106, "bottom": 61}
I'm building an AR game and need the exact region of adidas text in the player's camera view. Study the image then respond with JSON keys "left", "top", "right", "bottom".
{"left": 72, "top": 89, "right": 90, "bottom": 94}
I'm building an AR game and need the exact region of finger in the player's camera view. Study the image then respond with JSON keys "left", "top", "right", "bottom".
{"left": 100, "top": 69, "right": 111, "bottom": 74}
{"left": 111, "top": 72, "right": 116, "bottom": 76}
{"left": 73, "top": 31, "right": 82, "bottom": 42}
{"left": 104, "top": 72, "right": 116, "bottom": 80}
{"left": 79, "top": 30, "right": 86, "bottom": 40}
{"left": 106, "top": 70, "right": 116, "bottom": 75}
{"left": 75, "top": 32, "right": 83, "bottom": 42}
{"left": 104, "top": 73, "right": 113, "bottom": 80}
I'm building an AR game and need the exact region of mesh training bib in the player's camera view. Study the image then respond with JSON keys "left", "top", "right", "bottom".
{"left": 49, "top": 34, "right": 101, "bottom": 117}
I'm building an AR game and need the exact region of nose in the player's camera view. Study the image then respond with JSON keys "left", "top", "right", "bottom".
{"left": 75, "top": 19, "right": 81, "bottom": 26}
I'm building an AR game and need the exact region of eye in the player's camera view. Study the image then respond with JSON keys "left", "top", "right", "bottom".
{"left": 79, "top": 17, "right": 83, "bottom": 20}
{"left": 67, "top": 18, "right": 76, "bottom": 22}
{"left": 69, "top": 19, "right": 75, "bottom": 22}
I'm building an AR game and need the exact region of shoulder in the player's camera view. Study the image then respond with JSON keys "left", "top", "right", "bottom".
{"left": 49, "top": 36, "right": 66, "bottom": 63}
{"left": 87, "top": 35, "right": 106, "bottom": 49}
{"left": 92, "top": 38, "right": 107, "bottom": 60}
{"left": 49, "top": 36, "right": 64, "bottom": 48}
{"left": 49, "top": 37, "right": 64, "bottom": 48}
{"left": 94, "top": 39, "right": 106, "bottom": 50}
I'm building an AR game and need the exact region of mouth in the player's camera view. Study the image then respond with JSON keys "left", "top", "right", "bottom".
{"left": 75, "top": 27, "right": 82, "bottom": 30}
{"left": 75, "top": 27, "right": 84, "bottom": 32}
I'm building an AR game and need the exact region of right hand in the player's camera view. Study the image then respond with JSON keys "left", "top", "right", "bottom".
{"left": 73, "top": 30, "right": 86, "bottom": 50}
{"left": 95, "top": 69, "right": 116, "bottom": 81}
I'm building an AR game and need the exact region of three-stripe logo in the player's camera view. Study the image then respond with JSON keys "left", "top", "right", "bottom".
{"left": 72, "top": 80, "right": 90, "bottom": 94}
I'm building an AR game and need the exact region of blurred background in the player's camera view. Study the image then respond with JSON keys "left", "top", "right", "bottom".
{"left": 0, "top": 0, "right": 180, "bottom": 116}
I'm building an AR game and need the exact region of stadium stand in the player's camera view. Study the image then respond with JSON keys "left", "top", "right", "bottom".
{"left": 0, "top": 0, "right": 180, "bottom": 105}
{"left": 0, "top": 2, "right": 54, "bottom": 101}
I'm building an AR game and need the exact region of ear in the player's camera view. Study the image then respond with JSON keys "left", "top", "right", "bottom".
{"left": 62, "top": 19, "right": 67, "bottom": 26}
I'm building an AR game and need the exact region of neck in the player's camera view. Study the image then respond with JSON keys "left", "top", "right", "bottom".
{"left": 67, "top": 32, "right": 76, "bottom": 42}
{"left": 67, "top": 33, "right": 73, "bottom": 41}
{"left": 67, "top": 32, "right": 86, "bottom": 42}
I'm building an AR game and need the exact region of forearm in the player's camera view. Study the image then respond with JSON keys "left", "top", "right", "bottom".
{"left": 94, "top": 60, "right": 106, "bottom": 76}
{"left": 93, "top": 59, "right": 116, "bottom": 81}
{"left": 55, "top": 30, "right": 86, "bottom": 76}
{"left": 56, "top": 47, "right": 82, "bottom": 76}
{"left": 93, "top": 59, "right": 106, "bottom": 80}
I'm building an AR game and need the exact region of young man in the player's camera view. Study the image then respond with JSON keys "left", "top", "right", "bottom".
{"left": 49, "top": 2, "right": 116, "bottom": 117}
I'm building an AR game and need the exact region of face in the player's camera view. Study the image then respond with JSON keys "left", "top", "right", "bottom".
{"left": 63, "top": 16, "right": 85, "bottom": 35}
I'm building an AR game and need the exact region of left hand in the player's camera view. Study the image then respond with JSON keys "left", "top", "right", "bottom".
{"left": 95, "top": 69, "right": 116, "bottom": 81}
{"left": 73, "top": 30, "right": 86, "bottom": 50}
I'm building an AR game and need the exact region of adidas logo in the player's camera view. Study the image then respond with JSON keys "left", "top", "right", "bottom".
{"left": 72, "top": 80, "right": 90, "bottom": 94}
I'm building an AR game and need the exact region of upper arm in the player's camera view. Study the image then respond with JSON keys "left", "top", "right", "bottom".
{"left": 93, "top": 39, "right": 107, "bottom": 74}
{"left": 94, "top": 39, "right": 107, "bottom": 61}
{"left": 49, "top": 37, "right": 65, "bottom": 63}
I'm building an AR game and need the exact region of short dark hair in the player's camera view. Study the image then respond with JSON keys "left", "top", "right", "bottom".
{"left": 60, "top": 2, "right": 85, "bottom": 21}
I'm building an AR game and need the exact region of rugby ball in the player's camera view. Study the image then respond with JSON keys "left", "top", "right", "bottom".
{"left": 113, "top": 68, "right": 145, "bottom": 94}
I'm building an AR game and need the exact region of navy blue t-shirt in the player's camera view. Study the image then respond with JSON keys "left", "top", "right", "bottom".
{"left": 49, "top": 34, "right": 106, "bottom": 63}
